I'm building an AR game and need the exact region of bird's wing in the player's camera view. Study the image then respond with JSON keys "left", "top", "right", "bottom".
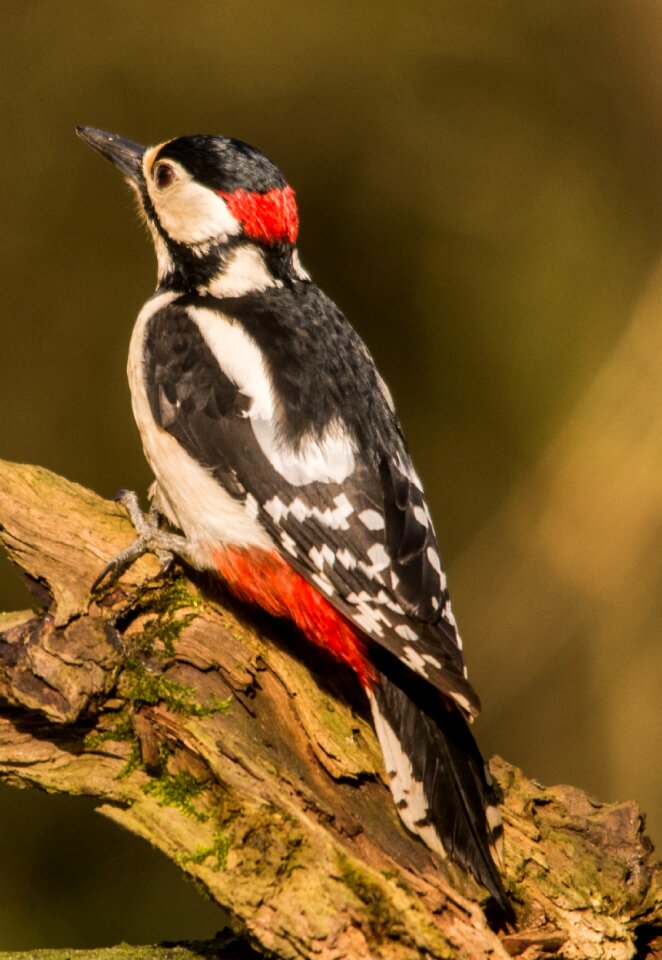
{"left": 143, "top": 297, "right": 478, "bottom": 712}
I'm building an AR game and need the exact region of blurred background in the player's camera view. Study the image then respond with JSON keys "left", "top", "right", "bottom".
{"left": 1, "top": 0, "right": 662, "bottom": 948}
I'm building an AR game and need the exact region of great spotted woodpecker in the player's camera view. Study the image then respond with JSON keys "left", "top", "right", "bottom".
{"left": 77, "top": 126, "right": 511, "bottom": 916}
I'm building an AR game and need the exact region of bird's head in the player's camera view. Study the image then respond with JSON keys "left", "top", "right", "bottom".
{"left": 76, "top": 126, "right": 304, "bottom": 293}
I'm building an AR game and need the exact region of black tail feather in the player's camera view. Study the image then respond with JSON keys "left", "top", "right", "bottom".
{"left": 369, "top": 671, "right": 512, "bottom": 920}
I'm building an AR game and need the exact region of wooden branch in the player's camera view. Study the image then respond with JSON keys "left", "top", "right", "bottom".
{"left": 0, "top": 932, "right": 263, "bottom": 960}
{"left": 0, "top": 459, "right": 659, "bottom": 960}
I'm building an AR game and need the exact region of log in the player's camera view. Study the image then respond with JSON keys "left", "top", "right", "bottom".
{"left": 0, "top": 934, "right": 262, "bottom": 960}
{"left": 0, "top": 459, "right": 659, "bottom": 960}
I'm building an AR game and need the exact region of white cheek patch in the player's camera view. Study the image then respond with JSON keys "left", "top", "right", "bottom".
{"left": 144, "top": 157, "right": 241, "bottom": 246}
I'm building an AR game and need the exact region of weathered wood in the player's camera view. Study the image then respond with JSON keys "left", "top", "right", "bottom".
{"left": 0, "top": 932, "right": 263, "bottom": 960}
{"left": 0, "top": 458, "right": 659, "bottom": 960}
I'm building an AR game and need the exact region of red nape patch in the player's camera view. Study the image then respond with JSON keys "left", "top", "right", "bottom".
{"left": 213, "top": 545, "right": 375, "bottom": 687}
{"left": 217, "top": 185, "right": 298, "bottom": 245}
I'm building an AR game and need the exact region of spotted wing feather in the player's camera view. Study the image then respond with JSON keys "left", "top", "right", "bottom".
{"left": 144, "top": 297, "right": 477, "bottom": 711}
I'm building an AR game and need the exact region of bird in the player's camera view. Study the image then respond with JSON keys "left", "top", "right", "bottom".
{"left": 76, "top": 125, "right": 511, "bottom": 917}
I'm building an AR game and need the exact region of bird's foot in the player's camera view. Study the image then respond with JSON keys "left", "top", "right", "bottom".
{"left": 92, "top": 489, "right": 189, "bottom": 592}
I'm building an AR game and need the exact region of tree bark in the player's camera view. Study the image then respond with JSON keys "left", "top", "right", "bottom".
{"left": 0, "top": 936, "right": 263, "bottom": 960}
{"left": 0, "top": 459, "right": 659, "bottom": 960}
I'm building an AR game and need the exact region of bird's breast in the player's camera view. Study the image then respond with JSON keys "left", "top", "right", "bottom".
{"left": 127, "top": 293, "right": 272, "bottom": 567}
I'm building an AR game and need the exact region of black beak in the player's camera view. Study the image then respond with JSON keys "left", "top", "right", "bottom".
{"left": 76, "top": 126, "right": 145, "bottom": 183}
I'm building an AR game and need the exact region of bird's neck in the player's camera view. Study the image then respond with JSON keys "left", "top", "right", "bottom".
{"left": 155, "top": 238, "right": 305, "bottom": 299}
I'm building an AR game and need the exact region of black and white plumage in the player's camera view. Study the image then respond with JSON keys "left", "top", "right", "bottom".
{"left": 77, "top": 126, "right": 511, "bottom": 916}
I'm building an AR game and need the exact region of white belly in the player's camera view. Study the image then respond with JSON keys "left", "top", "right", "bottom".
{"left": 127, "top": 292, "right": 273, "bottom": 570}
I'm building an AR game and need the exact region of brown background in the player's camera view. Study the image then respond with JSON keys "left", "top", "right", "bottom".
{"left": 1, "top": 0, "right": 661, "bottom": 948}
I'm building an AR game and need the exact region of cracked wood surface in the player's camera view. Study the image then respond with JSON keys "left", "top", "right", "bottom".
{"left": 0, "top": 458, "right": 660, "bottom": 960}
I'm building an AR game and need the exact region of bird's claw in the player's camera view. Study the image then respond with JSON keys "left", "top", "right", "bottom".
{"left": 92, "top": 490, "right": 186, "bottom": 593}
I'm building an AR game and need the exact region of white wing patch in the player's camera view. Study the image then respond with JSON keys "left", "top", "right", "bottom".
{"left": 401, "top": 645, "right": 428, "bottom": 674}
{"left": 280, "top": 531, "right": 298, "bottom": 557}
{"left": 311, "top": 571, "right": 334, "bottom": 596}
{"left": 313, "top": 492, "right": 355, "bottom": 528}
{"left": 264, "top": 496, "right": 288, "bottom": 523}
{"left": 441, "top": 600, "right": 457, "bottom": 627}
{"left": 192, "top": 305, "right": 356, "bottom": 487}
{"left": 191, "top": 306, "right": 274, "bottom": 419}
{"left": 252, "top": 417, "right": 356, "bottom": 486}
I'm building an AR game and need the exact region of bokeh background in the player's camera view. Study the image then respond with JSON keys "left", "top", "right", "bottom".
{"left": 1, "top": 0, "right": 661, "bottom": 948}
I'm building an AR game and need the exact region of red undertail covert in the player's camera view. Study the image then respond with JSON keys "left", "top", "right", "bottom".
{"left": 213, "top": 544, "right": 375, "bottom": 686}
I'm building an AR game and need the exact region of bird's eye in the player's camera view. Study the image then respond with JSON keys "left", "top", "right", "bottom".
{"left": 153, "top": 162, "right": 175, "bottom": 189}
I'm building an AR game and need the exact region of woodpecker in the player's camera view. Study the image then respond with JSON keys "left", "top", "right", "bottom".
{"left": 77, "top": 126, "right": 511, "bottom": 917}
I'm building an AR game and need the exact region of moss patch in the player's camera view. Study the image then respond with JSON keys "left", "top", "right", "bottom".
{"left": 114, "top": 575, "right": 232, "bottom": 717}
{"left": 179, "top": 828, "right": 232, "bottom": 870}
{"left": 143, "top": 770, "right": 210, "bottom": 822}
{"left": 118, "top": 661, "right": 231, "bottom": 718}
{"left": 86, "top": 576, "right": 229, "bottom": 779}
{"left": 337, "top": 851, "right": 404, "bottom": 942}
{"left": 127, "top": 575, "right": 202, "bottom": 658}
{"left": 84, "top": 713, "right": 142, "bottom": 776}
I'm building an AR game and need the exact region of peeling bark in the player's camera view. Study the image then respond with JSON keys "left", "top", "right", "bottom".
{"left": 0, "top": 459, "right": 659, "bottom": 960}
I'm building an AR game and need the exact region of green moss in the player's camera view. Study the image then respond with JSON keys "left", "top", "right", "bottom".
{"left": 118, "top": 661, "right": 230, "bottom": 717}
{"left": 155, "top": 576, "right": 202, "bottom": 612}
{"left": 178, "top": 828, "right": 231, "bottom": 870}
{"left": 143, "top": 770, "right": 209, "bottom": 822}
{"left": 146, "top": 578, "right": 201, "bottom": 655}
{"left": 114, "top": 574, "right": 232, "bottom": 716}
{"left": 84, "top": 713, "right": 142, "bottom": 777}
{"left": 84, "top": 714, "right": 135, "bottom": 751}
{"left": 118, "top": 738, "right": 143, "bottom": 778}
{"left": 337, "top": 852, "right": 403, "bottom": 942}
{"left": 126, "top": 574, "right": 202, "bottom": 658}
{"left": 381, "top": 869, "right": 413, "bottom": 894}
{"left": 84, "top": 575, "right": 231, "bottom": 787}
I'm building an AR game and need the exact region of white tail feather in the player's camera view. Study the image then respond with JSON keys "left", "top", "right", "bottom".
{"left": 367, "top": 689, "right": 447, "bottom": 858}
